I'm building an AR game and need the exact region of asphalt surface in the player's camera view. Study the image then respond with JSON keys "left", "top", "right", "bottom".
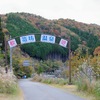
{"left": 19, "top": 79, "right": 85, "bottom": 100}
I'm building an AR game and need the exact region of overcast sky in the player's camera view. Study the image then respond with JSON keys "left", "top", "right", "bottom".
{"left": 0, "top": 0, "right": 100, "bottom": 25}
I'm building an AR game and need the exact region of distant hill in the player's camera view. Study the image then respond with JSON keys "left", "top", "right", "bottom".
{"left": 1, "top": 12, "right": 100, "bottom": 60}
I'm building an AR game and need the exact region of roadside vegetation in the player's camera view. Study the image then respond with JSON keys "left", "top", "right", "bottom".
{"left": 76, "top": 79, "right": 100, "bottom": 100}
{"left": 32, "top": 74, "right": 68, "bottom": 85}
{"left": 0, "top": 67, "right": 24, "bottom": 100}
{"left": 32, "top": 45, "right": 100, "bottom": 100}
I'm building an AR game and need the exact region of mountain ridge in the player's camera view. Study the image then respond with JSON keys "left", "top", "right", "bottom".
{"left": 1, "top": 12, "right": 100, "bottom": 60}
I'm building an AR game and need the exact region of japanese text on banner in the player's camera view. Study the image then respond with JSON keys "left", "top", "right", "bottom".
{"left": 8, "top": 39, "right": 17, "bottom": 48}
{"left": 20, "top": 35, "right": 35, "bottom": 44}
{"left": 41, "top": 34, "right": 55, "bottom": 44}
{"left": 59, "top": 39, "right": 68, "bottom": 48}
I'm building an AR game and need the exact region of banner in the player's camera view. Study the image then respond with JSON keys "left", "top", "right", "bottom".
{"left": 41, "top": 34, "right": 55, "bottom": 44}
{"left": 20, "top": 35, "right": 36, "bottom": 44}
{"left": 59, "top": 39, "right": 68, "bottom": 48}
{"left": 8, "top": 39, "right": 17, "bottom": 48}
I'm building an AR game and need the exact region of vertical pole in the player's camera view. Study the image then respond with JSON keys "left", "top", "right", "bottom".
{"left": 68, "top": 37, "right": 72, "bottom": 84}
{"left": 4, "top": 33, "right": 8, "bottom": 73}
{"left": 10, "top": 35, "right": 13, "bottom": 72}
{"left": 4, "top": 34, "right": 7, "bottom": 66}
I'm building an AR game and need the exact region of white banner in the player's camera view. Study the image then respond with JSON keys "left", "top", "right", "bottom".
{"left": 8, "top": 39, "right": 17, "bottom": 48}
{"left": 20, "top": 35, "right": 36, "bottom": 44}
{"left": 59, "top": 39, "right": 68, "bottom": 48}
{"left": 41, "top": 34, "right": 56, "bottom": 44}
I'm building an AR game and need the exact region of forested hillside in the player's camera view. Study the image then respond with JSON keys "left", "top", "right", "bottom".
{"left": 1, "top": 12, "right": 100, "bottom": 60}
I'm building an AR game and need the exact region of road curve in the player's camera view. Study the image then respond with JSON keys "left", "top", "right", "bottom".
{"left": 19, "top": 79, "right": 85, "bottom": 100}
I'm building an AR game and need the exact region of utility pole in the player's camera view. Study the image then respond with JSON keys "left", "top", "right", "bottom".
{"left": 10, "top": 35, "right": 13, "bottom": 72}
{"left": 4, "top": 34, "right": 7, "bottom": 66}
{"left": 4, "top": 32, "right": 9, "bottom": 73}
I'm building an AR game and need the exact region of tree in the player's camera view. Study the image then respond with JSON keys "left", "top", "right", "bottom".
{"left": 0, "top": 17, "right": 5, "bottom": 51}
{"left": 75, "top": 43, "right": 89, "bottom": 57}
{"left": 93, "top": 46, "right": 100, "bottom": 56}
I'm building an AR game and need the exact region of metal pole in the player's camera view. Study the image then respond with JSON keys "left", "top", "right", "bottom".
{"left": 10, "top": 35, "right": 13, "bottom": 72}
{"left": 68, "top": 37, "right": 72, "bottom": 84}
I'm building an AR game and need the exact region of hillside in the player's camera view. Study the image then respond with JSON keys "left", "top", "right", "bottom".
{"left": 1, "top": 12, "right": 100, "bottom": 60}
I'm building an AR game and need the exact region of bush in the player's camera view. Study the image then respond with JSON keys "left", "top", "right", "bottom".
{"left": 58, "top": 79, "right": 68, "bottom": 85}
{"left": 32, "top": 74, "right": 68, "bottom": 85}
{"left": 15, "top": 66, "right": 34, "bottom": 78}
{"left": 32, "top": 74, "right": 42, "bottom": 82}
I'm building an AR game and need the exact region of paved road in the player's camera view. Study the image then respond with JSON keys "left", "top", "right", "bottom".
{"left": 19, "top": 79, "right": 85, "bottom": 100}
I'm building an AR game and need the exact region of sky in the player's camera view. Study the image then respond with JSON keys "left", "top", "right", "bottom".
{"left": 0, "top": 0, "right": 100, "bottom": 25}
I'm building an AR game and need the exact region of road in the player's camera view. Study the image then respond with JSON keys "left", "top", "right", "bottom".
{"left": 19, "top": 79, "right": 85, "bottom": 100}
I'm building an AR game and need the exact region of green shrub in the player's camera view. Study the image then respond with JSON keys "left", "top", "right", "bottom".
{"left": 58, "top": 79, "right": 67, "bottom": 85}
{"left": 47, "top": 79, "right": 52, "bottom": 84}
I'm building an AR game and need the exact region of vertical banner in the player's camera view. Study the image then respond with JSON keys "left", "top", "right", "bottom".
{"left": 41, "top": 34, "right": 56, "bottom": 44}
{"left": 20, "top": 35, "right": 36, "bottom": 44}
{"left": 8, "top": 39, "right": 17, "bottom": 48}
{"left": 59, "top": 39, "right": 68, "bottom": 48}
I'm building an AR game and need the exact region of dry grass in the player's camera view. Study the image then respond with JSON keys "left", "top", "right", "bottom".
{"left": 76, "top": 78, "right": 100, "bottom": 100}
{"left": 49, "top": 84, "right": 95, "bottom": 100}
{"left": 0, "top": 88, "right": 24, "bottom": 100}
{"left": 32, "top": 74, "right": 68, "bottom": 85}
{"left": 0, "top": 67, "right": 24, "bottom": 100}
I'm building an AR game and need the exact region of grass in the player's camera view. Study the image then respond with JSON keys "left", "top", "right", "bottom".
{"left": 49, "top": 84, "right": 95, "bottom": 100}
{"left": 0, "top": 87, "right": 24, "bottom": 100}
{"left": 0, "top": 67, "right": 24, "bottom": 100}
{"left": 76, "top": 79, "right": 100, "bottom": 100}
{"left": 0, "top": 81, "right": 18, "bottom": 94}
{"left": 32, "top": 74, "right": 68, "bottom": 85}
